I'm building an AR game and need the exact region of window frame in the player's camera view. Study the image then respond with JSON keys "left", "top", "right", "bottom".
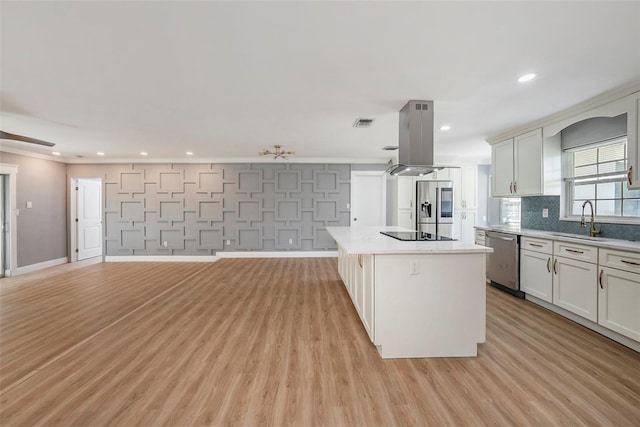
{"left": 560, "top": 136, "right": 640, "bottom": 224}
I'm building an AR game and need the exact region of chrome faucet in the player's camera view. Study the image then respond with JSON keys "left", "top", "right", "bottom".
{"left": 580, "top": 200, "right": 600, "bottom": 237}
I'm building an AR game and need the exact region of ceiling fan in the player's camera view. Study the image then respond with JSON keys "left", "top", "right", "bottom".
{"left": 259, "top": 144, "right": 295, "bottom": 160}
{"left": 0, "top": 130, "right": 55, "bottom": 147}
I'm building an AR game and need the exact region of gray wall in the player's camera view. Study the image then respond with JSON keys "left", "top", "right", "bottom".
{"left": 68, "top": 163, "right": 351, "bottom": 256}
{"left": 1, "top": 152, "right": 67, "bottom": 267}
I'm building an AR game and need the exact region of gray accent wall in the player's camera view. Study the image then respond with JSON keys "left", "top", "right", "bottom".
{"left": 68, "top": 163, "right": 351, "bottom": 256}
{"left": 0, "top": 152, "right": 67, "bottom": 267}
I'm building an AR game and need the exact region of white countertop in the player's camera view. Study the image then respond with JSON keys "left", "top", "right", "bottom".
{"left": 326, "top": 226, "right": 493, "bottom": 255}
{"left": 476, "top": 225, "right": 640, "bottom": 252}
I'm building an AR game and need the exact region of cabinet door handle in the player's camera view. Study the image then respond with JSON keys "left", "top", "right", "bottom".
{"left": 553, "top": 258, "right": 558, "bottom": 274}
{"left": 628, "top": 166, "right": 633, "bottom": 186}
{"left": 547, "top": 257, "right": 551, "bottom": 273}
{"left": 565, "top": 248, "right": 584, "bottom": 254}
{"left": 621, "top": 259, "right": 640, "bottom": 266}
{"left": 514, "top": 182, "right": 517, "bottom": 193}
{"left": 358, "top": 255, "right": 363, "bottom": 268}
{"left": 509, "top": 182, "right": 513, "bottom": 194}
{"left": 599, "top": 269, "right": 604, "bottom": 289}
{"left": 529, "top": 243, "right": 543, "bottom": 248}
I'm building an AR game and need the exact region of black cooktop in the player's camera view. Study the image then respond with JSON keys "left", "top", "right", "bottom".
{"left": 380, "top": 231, "right": 457, "bottom": 241}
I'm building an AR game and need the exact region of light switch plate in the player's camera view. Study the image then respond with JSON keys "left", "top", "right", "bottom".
{"left": 26, "top": 201, "right": 33, "bottom": 209}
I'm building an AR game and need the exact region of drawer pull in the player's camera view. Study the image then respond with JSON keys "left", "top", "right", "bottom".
{"left": 621, "top": 259, "right": 640, "bottom": 266}
{"left": 628, "top": 166, "right": 633, "bottom": 186}
{"left": 553, "top": 258, "right": 558, "bottom": 274}
{"left": 599, "top": 269, "right": 604, "bottom": 289}
{"left": 565, "top": 248, "right": 584, "bottom": 254}
{"left": 547, "top": 257, "right": 551, "bottom": 273}
{"left": 529, "top": 243, "right": 544, "bottom": 248}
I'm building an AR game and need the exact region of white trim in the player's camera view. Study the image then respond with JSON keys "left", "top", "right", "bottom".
{"left": 217, "top": 251, "right": 337, "bottom": 258}
{"left": 106, "top": 256, "right": 220, "bottom": 262}
{"left": 105, "top": 251, "right": 338, "bottom": 262}
{"left": 14, "top": 257, "right": 68, "bottom": 275}
{"left": 526, "top": 294, "right": 640, "bottom": 352}
{"left": 0, "top": 163, "right": 19, "bottom": 276}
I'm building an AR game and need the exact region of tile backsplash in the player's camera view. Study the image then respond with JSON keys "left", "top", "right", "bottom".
{"left": 521, "top": 196, "right": 640, "bottom": 241}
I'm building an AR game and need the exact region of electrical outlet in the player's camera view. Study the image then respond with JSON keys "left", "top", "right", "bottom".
{"left": 410, "top": 261, "right": 419, "bottom": 275}
{"left": 346, "top": 203, "right": 350, "bottom": 210}
{"left": 163, "top": 241, "right": 168, "bottom": 247}
{"left": 542, "top": 208, "right": 549, "bottom": 218}
{"left": 26, "top": 201, "right": 32, "bottom": 209}
{"left": 226, "top": 239, "right": 230, "bottom": 245}
{"left": 288, "top": 238, "right": 293, "bottom": 245}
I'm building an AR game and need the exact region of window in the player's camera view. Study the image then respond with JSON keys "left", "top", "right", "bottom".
{"left": 564, "top": 137, "right": 640, "bottom": 219}
{"left": 500, "top": 198, "right": 521, "bottom": 225}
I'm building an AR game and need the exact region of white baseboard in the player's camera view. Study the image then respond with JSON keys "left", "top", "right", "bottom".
{"left": 217, "top": 251, "right": 337, "bottom": 258}
{"left": 15, "top": 257, "right": 68, "bottom": 275}
{"left": 105, "top": 256, "right": 219, "bottom": 262}
{"left": 526, "top": 294, "right": 640, "bottom": 353}
{"left": 104, "top": 251, "right": 338, "bottom": 262}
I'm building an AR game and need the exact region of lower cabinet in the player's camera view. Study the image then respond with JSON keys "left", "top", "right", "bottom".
{"left": 552, "top": 255, "right": 598, "bottom": 322}
{"left": 350, "top": 252, "right": 375, "bottom": 342}
{"left": 598, "top": 266, "right": 640, "bottom": 342}
{"left": 521, "top": 249, "right": 553, "bottom": 303}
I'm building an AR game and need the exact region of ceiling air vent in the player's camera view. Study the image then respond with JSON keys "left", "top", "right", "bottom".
{"left": 353, "top": 118, "right": 374, "bottom": 128}
{"left": 382, "top": 146, "right": 399, "bottom": 151}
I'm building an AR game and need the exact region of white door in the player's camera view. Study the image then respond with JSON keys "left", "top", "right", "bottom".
{"left": 351, "top": 172, "right": 386, "bottom": 227}
{"left": 520, "top": 250, "right": 553, "bottom": 302}
{"left": 514, "top": 129, "right": 543, "bottom": 196}
{"left": 77, "top": 178, "right": 103, "bottom": 260}
{"left": 553, "top": 256, "right": 598, "bottom": 322}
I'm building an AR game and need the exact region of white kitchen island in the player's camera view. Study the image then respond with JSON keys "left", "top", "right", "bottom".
{"left": 326, "top": 226, "right": 493, "bottom": 358}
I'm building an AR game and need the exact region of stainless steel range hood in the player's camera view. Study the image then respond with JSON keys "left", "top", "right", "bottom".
{"left": 386, "top": 100, "right": 448, "bottom": 176}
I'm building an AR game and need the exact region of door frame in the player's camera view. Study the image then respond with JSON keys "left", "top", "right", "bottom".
{"left": 69, "top": 177, "right": 104, "bottom": 262}
{"left": 350, "top": 170, "right": 387, "bottom": 226}
{"left": 0, "top": 163, "right": 18, "bottom": 277}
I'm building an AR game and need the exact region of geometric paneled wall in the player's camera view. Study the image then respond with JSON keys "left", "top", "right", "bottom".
{"left": 104, "top": 163, "right": 350, "bottom": 256}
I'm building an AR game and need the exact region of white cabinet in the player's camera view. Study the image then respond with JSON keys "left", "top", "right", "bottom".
{"left": 454, "top": 211, "right": 476, "bottom": 244}
{"left": 552, "top": 241, "right": 598, "bottom": 322}
{"left": 598, "top": 248, "right": 640, "bottom": 342}
{"left": 491, "top": 128, "right": 559, "bottom": 197}
{"left": 394, "top": 176, "right": 415, "bottom": 229}
{"left": 397, "top": 176, "right": 414, "bottom": 210}
{"left": 492, "top": 139, "right": 515, "bottom": 197}
{"left": 344, "top": 251, "right": 375, "bottom": 342}
{"left": 626, "top": 91, "right": 640, "bottom": 189}
{"left": 520, "top": 237, "right": 553, "bottom": 303}
{"left": 450, "top": 166, "right": 477, "bottom": 210}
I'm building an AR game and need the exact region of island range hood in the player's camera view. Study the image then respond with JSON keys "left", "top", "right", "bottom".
{"left": 386, "top": 100, "right": 449, "bottom": 176}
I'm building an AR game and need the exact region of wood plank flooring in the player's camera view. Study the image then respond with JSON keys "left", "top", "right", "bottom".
{"left": 0, "top": 258, "right": 639, "bottom": 426}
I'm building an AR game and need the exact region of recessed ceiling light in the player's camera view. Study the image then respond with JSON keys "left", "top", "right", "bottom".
{"left": 186, "top": 151, "right": 193, "bottom": 156}
{"left": 52, "top": 151, "right": 61, "bottom": 156}
{"left": 140, "top": 152, "right": 148, "bottom": 156}
{"left": 518, "top": 73, "right": 536, "bottom": 83}
{"left": 440, "top": 125, "right": 451, "bottom": 131}
{"left": 96, "top": 152, "right": 105, "bottom": 156}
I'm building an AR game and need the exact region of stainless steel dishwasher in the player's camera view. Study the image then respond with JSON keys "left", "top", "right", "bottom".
{"left": 485, "top": 231, "right": 523, "bottom": 298}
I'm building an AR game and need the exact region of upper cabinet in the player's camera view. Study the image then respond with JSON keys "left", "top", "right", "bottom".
{"left": 492, "top": 128, "right": 558, "bottom": 197}
{"left": 450, "top": 166, "right": 477, "bottom": 210}
{"left": 627, "top": 92, "right": 640, "bottom": 189}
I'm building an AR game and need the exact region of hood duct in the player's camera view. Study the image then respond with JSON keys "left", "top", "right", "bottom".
{"left": 386, "top": 100, "right": 448, "bottom": 176}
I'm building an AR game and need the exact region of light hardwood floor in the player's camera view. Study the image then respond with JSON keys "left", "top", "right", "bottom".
{"left": 0, "top": 258, "right": 639, "bottom": 426}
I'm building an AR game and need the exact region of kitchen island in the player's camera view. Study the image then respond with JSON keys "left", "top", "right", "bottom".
{"left": 326, "top": 226, "right": 492, "bottom": 358}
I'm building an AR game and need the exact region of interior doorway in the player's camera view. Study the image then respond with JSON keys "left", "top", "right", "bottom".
{"left": 71, "top": 178, "right": 103, "bottom": 261}
{"left": 350, "top": 171, "right": 387, "bottom": 227}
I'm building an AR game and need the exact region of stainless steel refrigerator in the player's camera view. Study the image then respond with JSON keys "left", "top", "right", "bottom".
{"left": 415, "top": 180, "right": 454, "bottom": 237}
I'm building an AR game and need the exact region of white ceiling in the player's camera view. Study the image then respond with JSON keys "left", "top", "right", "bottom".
{"left": 1, "top": 1, "right": 639, "bottom": 165}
